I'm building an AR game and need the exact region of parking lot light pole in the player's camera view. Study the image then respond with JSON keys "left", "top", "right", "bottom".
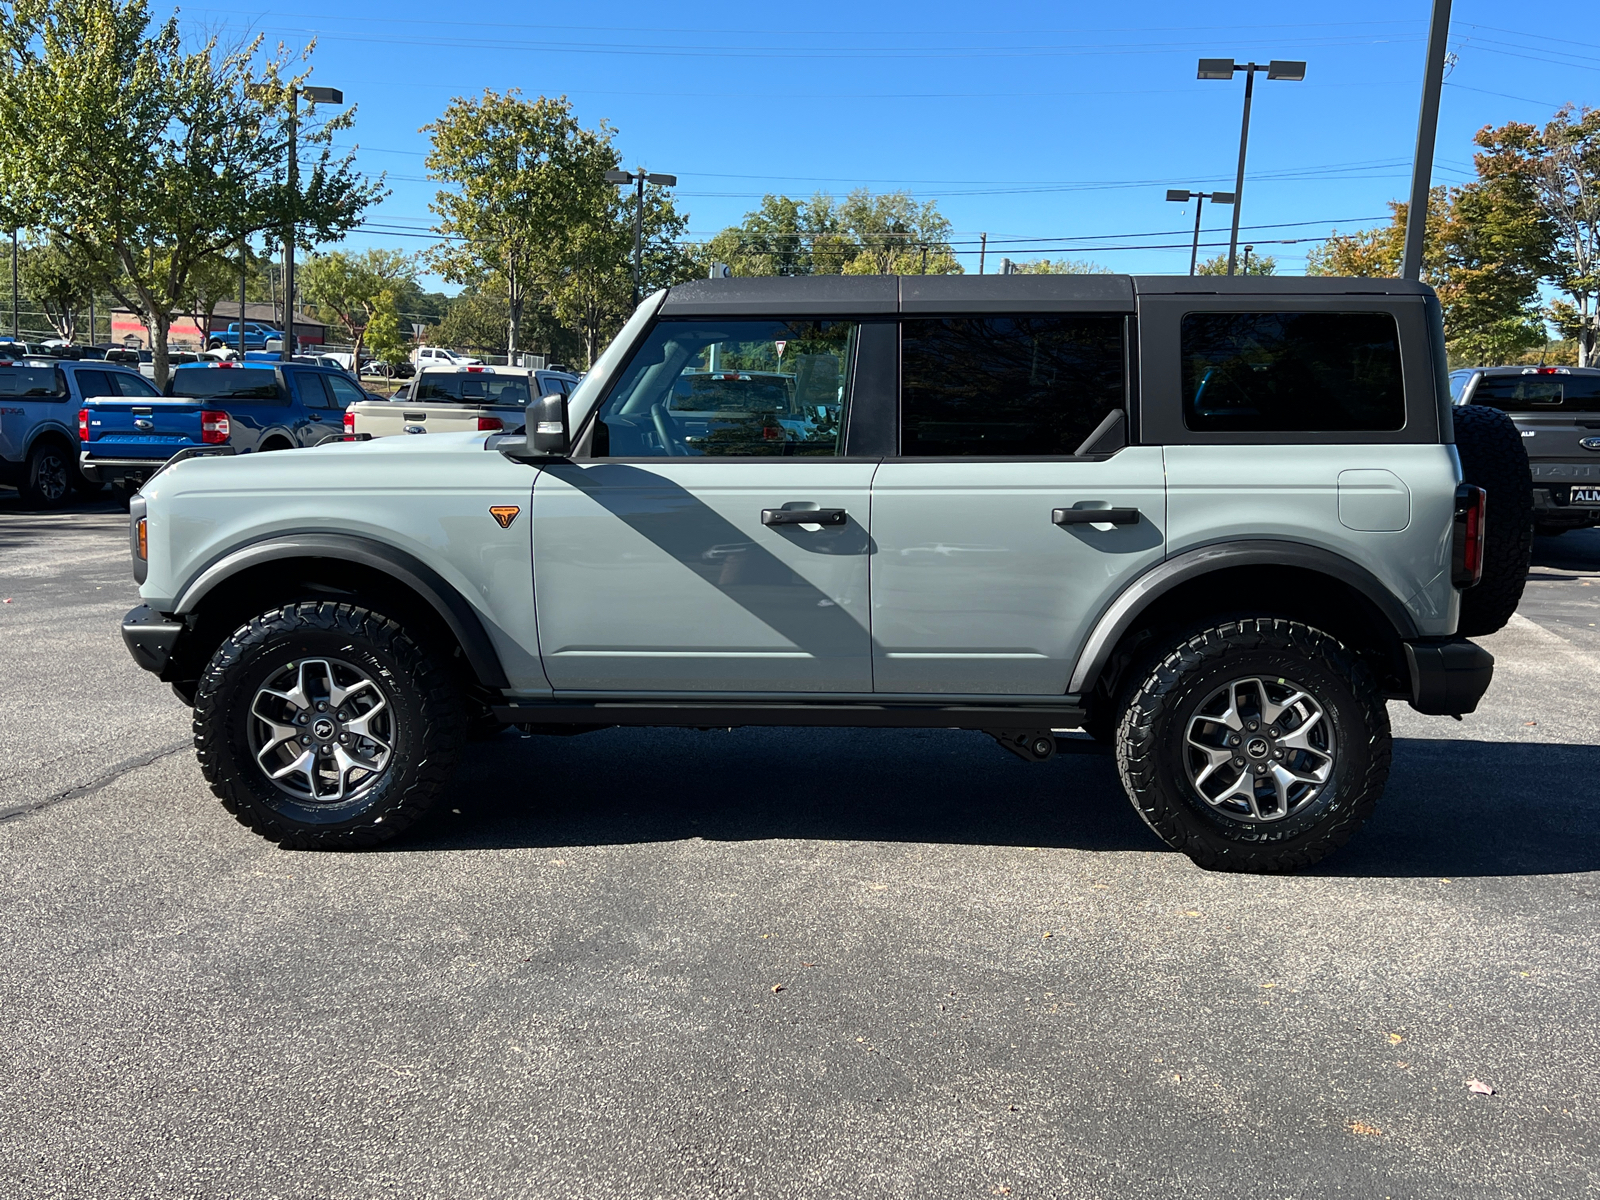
{"left": 246, "top": 82, "right": 343, "bottom": 360}
{"left": 1402, "top": 0, "right": 1453, "bottom": 281}
{"left": 1166, "top": 188, "right": 1235, "bottom": 275}
{"left": 1197, "top": 58, "right": 1305, "bottom": 275}
{"left": 604, "top": 168, "right": 677, "bottom": 307}
{"left": 11, "top": 229, "right": 17, "bottom": 339}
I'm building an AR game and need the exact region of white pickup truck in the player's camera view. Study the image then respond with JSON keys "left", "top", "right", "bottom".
{"left": 345, "top": 365, "right": 580, "bottom": 439}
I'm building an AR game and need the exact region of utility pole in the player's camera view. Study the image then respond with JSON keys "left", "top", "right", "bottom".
{"left": 1166, "top": 189, "right": 1235, "bottom": 275}
{"left": 1402, "top": 0, "right": 1453, "bottom": 281}
{"left": 238, "top": 234, "right": 248, "bottom": 356}
{"left": 604, "top": 168, "right": 678, "bottom": 308}
{"left": 10, "top": 229, "right": 17, "bottom": 340}
{"left": 979, "top": 232, "right": 987, "bottom": 275}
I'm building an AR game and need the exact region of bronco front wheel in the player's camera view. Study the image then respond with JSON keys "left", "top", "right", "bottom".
{"left": 1115, "top": 618, "right": 1391, "bottom": 872}
{"left": 192, "top": 601, "right": 466, "bottom": 848}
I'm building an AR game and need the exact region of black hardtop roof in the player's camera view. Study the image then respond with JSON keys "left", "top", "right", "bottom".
{"left": 659, "top": 273, "right": 1436, "bottom": 316}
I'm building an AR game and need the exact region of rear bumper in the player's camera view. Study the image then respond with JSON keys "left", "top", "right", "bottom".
{"left": 1531, "top": 486, "right": 1600, "bottom": 526}
{"left": 1405, "top": 638, "right": 1494, "bottom": 716}
{"left": 80, "top": 453, "right": 182, "bottom": 484}
{"left": 122, "top": 604, "right": 184, "bottom": 675}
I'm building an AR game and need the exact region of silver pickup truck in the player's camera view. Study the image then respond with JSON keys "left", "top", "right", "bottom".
{"left": 120, "top": 274, "right": 1530, "bottom": 872}
{"left": 345, "top": 365, "right": 580, "bottom": 439}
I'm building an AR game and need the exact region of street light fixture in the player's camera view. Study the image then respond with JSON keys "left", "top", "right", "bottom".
{"left": 1197, "top": 58, "right": 1306, "bottom": 275}
{"left": 245, "top": 81, "right": 345, "bottom": 358}
{"left": 605, "top": 168, "right": 677, "bottom": 307}
{"left": 1166, "top": 188, "right": 1235, "bottom": 275}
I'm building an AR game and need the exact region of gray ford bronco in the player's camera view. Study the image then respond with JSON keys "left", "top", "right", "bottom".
{"left": 119, "top": 275, "right": 1527, "bottom": 872}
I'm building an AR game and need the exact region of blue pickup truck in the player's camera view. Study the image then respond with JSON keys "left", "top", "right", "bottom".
{"left": 79, "top": 361, "right": 372, "bottom": 498}
{"left": 0, "top": 357, "right": 160, "bottom": 506}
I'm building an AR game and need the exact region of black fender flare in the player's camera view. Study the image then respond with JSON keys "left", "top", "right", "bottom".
{"left": 1066, "top": 539, "right": 1422, "bottom": 694}
{"left": 172, "top": 532, "right": 511, "bottom": 689}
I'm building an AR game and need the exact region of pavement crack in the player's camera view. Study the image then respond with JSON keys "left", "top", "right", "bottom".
{"left": 0, "top": 738, "right": 190, "bottom": 826}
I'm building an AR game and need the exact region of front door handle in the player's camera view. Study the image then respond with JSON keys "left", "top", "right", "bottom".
{"left": 763, "top": 507, "right": 848, "bottom": 527}
{"left": 1053, "top": 507, "right": 1141, "bottom": 526}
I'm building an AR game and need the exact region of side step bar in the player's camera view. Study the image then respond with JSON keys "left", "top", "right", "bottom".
{"left": 492, "top": 700, "right": 1088, "bottom": 731}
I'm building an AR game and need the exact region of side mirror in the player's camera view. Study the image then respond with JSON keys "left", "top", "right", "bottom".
{"left": 527, "top": 392, "right": 569, "bottom": 456}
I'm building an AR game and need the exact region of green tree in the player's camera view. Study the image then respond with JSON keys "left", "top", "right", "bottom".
{"left": 1008, "top": 258, "right": 1112, "bottom": 275}
{"left": 17, "top": 234, "right": 95, "bottom": 341}
{"left": 1197, "top": 251, "right": 1278, "bottom": 276}
{"left": 425, "top": 90, "right": 616, "bottom": 358}
{"left": 362, "top": 290, "right": 408, "bottom": 369}
{"left": 705, "top": 189, "right": 962, "bottom": 277}
{"left": 0, "top": 0, "right": 382, "bottom": 384}
{"left": 299, "top": 248, "right": 415, "bottom": 361}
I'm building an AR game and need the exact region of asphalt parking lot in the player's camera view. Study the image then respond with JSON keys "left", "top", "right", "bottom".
{"left": 2, "top": 493, "right": 1597, "bottom": 1199}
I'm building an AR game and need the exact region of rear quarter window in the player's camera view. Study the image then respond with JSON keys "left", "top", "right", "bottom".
{"left": 1181, "top": 311, "right": 1405, "bottom": 432}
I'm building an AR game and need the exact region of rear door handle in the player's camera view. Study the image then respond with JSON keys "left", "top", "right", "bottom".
{"left": 1053, "top": 507, "right": 1141, "bottom": 526}
{"left": 763, "top": 507, "right": 848, "bottom": 526}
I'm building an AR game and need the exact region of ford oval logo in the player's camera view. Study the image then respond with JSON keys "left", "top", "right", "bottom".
{"left": 1582, "top": 436, "right": 1600, "bottom": 452}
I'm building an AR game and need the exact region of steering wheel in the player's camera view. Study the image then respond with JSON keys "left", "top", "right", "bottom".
{"left": 651, "top": 402, "right": 687, "bottom": 456}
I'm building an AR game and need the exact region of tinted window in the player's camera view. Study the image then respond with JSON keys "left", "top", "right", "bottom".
{"left": 414, "top": 372, "right": 532, "bottom": 405}
{"left": 296, "top": 372, "right": 335, "bottom": 407}
{"left": 326, "top": 374, "right": 367, "bottom": 409}
{"left": 169, "top": 367, "right": 282, "bottom": 401}
{"left": 1181, "top": 311, "right": 1404, "bottom": 432}
{"left": 595, "top": 319, "right": 855, "bottom": 457}
{"left": 74, "top": 369, "right": 115, "bottom": 399}
{"left": 901, "top": 315, "right": 1125, "bottom": 457}
{"left": 113, "top": 372, "right": 162, "bottom": 398}
{"left": 0, "top": 367, "right": 66, "bottom": 398}
{"left": 1469, "top": 372, "right": 1600, "bottom": 414}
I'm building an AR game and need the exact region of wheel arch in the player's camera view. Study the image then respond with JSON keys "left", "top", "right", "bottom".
{"left": 25, "top": 421, "right": 77, "bottom": 458}
{"left": 1070, "top": 540, "right": 1421, "bottom": 701}
{"left": 171, "top": 533, "right": 511, "bottom": 691}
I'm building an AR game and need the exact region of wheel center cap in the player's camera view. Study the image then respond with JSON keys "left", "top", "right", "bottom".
{"left": 311, "top": 717, "right": 337, "bottom": 741}
{"left": 1246, "top": 737, "right": 1271, "bottom": 759}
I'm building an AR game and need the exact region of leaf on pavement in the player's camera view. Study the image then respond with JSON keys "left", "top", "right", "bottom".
{"left": 1466, "top": 1078, "right": 1495, "bottom": 1095}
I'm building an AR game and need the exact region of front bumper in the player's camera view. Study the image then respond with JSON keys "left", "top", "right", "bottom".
{"left": 122, "top": 604, "right": 184, "bottom": 675}
{"left": 1405, "top": 638, "right": 1494, "bottom": 716}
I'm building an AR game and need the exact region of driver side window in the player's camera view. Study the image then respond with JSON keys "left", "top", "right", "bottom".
{"left": 592, "top": 319, "right": 857, "bottom": 457}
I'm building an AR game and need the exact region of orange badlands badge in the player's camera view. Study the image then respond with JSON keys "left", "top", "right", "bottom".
{"left": 489, "top": 505, "right": 521, "bottom": 529}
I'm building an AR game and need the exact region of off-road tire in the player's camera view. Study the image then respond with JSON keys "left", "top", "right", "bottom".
{"left": 1116, "top": 618, "right": 1391, "bottom": 873}
{"left": 193, "top": 601, "right": 465, "bottom": 849}
{"left": 20, "top": 439, "right": 72, "bottom": 508}
{"left": 1453, "top": 404, "right": 1533, "bottom": 637}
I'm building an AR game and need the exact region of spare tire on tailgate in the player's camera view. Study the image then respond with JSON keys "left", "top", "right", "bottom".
{"left": 1452, "top": 403, "right": 1533, "bottom": 637}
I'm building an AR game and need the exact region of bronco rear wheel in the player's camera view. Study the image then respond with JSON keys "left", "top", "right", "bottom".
{"left": 193, "top": 601, "right": 466, "bottom": 848}
{"left": 1116, "top": 617, "right": 1391, "bottom": 872}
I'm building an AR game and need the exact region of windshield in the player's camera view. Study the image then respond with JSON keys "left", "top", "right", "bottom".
{"left": 169, "top": 367, "right": 281, "bottom": 400}
{"left": 413, "top": 373, "right": 531, "bottom": 405}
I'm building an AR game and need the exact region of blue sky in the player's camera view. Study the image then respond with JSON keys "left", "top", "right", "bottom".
{"left": 185, "top": 1, "right": 1599, "bottom": 287}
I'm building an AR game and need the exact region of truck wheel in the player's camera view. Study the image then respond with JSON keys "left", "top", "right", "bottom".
{"left": 20, "top": 440, "right": 73, "bottom": 508}
{"left": 1453, "top": 404, "right": 1533, "bottom": 637}
{"left": 192, "top": 601, "right": 466, "bottom": 849}
{"left": 1116, "top": 618, "right": 1391, "bottom": 873}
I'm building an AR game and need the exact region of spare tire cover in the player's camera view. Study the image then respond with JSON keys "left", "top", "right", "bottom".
{"left": 1452, "top": 403, "right": 1533, "bottom": 637}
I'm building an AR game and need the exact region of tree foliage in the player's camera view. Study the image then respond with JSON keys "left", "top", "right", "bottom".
{"left": 1197, "top": 251, "right": 1277, "bottom": 276}
{"left": 1006, "top": 258, "right": 1112, "bottom": 275}
{"left": 705, "top": 189, "right": 962, "bottom": 277}
{"left": 300, "top": 248, "right": 415, "bottom": 361}
{"left": 16, "top": 234, "right": 96, "bottom": 340}
{"left": 0, "top": 0, "right": 382, "bottom": 382}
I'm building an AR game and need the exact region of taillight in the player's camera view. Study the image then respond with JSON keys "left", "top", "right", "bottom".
{"left": 1452, "top": 484, "right": 1486, "bottom": 589}
{"left": 136, "top": 517, "right": 148, "bottom": 561}
{"left": 201, "top": 409, "right": 230, "bottom": 444}
{"left": 343, "top": 410, "right": 355, "bottom": 433}
{"left": 78, "top": 408, "right": 89, "bottom": 441}
{"left": 477, "top": 415, "right": 504, "bottom": 431}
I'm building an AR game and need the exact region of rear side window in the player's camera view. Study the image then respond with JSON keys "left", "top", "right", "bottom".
{"left": 1469, "top": 372, "right": 1600, "bottom": 413}
{"left": 326, "top": 374, "right": 367, "bottom": 408}
{"left": 74, "top": 369, "right": 115, "bottom": 398}
{"left": 112, "top": 372, "right": 161, "bottom": 398}
{"left": 1181, "top": 312, "right": 1404, "bottom": 432}
{"left": 296, "top": 373, "right": 335, "bottom": 408}
{"left": 414, "top": 372, "right": 532, "bottom": 405}
{"left": 900, "top": 315, "right": 1125, "bottom": 457}
{"left": 0, "top": 367, "right": 67, "bottom": 398}
{"left": 169, "top": 367, "right": 282, "bottom": 401}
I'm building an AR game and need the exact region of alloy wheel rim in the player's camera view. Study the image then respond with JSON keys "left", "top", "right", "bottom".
{"left": 38, "top": 453, "right": 67, "bottom": 501}
{"left": 1183, "top": 675, "right": 1336, "bottom": 823}
{"left": 248, "top": 658, "right": 395, "bottom": 804}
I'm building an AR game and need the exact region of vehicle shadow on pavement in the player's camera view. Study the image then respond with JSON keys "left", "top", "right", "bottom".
{"left": 403, "top": 728, "right": 1600, "bottom": 877}
{"left": 409, "top": 725, "right": 1155, "bottom": 856}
